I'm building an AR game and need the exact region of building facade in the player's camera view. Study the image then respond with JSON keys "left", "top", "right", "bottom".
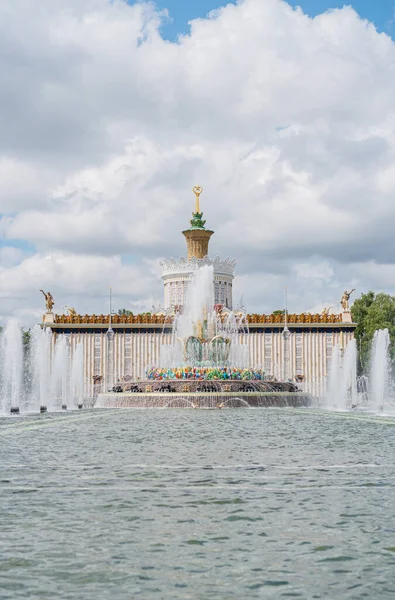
{"left": 160, "top": 255, "right": 236, "bottom": 310}
{"left": 42, "top": 188, "right": 356, "bottom": 398}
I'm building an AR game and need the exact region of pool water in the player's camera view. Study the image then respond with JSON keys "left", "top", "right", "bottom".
{"left": 1, "top": 408, "right": 394, "bottom": 599}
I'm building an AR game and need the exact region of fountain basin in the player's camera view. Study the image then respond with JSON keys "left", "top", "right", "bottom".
{"left": 111, "top": 379, "right": 300, "bottom": 394}
{"left": 96, "top": 378, "right": 311, "bottom": 408}
{"left": 96, "top": 383, "right": 312, "bottom": 409}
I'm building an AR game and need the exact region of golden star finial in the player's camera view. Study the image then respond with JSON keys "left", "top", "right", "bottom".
{"left": 192, "top": 185, "right": 203, "bottom": 213}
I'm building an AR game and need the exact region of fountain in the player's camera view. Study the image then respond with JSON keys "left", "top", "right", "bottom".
{"left": 370, "top": 329, "right": 391, "bottom": 412}
{"left": 50, "top": 335, "right": 69, "bottom": 411}
{"left": 0, "top": 318, "right": 23, "bottom": 414}
{"left": 0, "top": 311, "right": 392, "bottom": 414}
{"left": 342, "top": 339, "right": 357, "bottom": 409}
{"left": 160, "top": 265, "right": 249, "bottom": 369}
{"left": 357, "top": 374, "right": 369, "bottom": 406}
{"left": 30, "top": 324, "right": 52, "bottom": 413}
{"left": 70, "top": 342, "right": 85, "bottom": 410}
{"left": 0, "top": 323, "right": 86, "bottom": 415}
{"left": 96, "top": 265, "right": 311, "bottom": 409}
{"left": 4, "top": 188, "right": 390, "bottom": 414}
{"left": 325, "top": 340, "right": 358, "bottom": 410}
{"left": 326, "top": 344, "right": 341, "bottom": 409}
{"left": 324, "top": 328, "right": 395, "bottom": 413}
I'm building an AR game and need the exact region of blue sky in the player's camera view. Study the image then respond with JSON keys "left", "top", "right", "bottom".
{"left": 3, "top": 0, "right": 395, "bottom": 321}
{"left": 132, "top": 0, "right": 395, "bottom": 39}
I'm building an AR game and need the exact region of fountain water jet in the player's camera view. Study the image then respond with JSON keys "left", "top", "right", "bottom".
{"left": 50, "top": 335, "right": 70, "bottom": 411}
{"left": 326, "top": 344, "right": 341, "bottom": 409}
{"left": 0, "top": 319, "right": 24, "bottom": 414}
{"left": 0, "top": 319, "right": 88, "bottom": 415}
{"left": 29, "top": 325, "right": 52, "bottom": 413}
{"left": 325, "top": 340, "right": 357, "bottom": 410}
{"left": 341, "top": 339, "right": 357, "bottom": 409}
{"left": 70, "top": 342, "right": 84, "bottom": 409}
{"left": 370, "top": 329, "right": 390, "bottom": 412}
{"left": 160, "top": 265, "right": 249, "bottom": 369}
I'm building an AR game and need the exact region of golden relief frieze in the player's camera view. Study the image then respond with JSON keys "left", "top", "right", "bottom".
{"left": 53, "top": 312, "right": 342, "bottom": 325}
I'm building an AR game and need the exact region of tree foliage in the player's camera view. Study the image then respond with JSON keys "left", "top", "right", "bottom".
{"left": 351, "top": 291, "right": 395, "bottom": 372}
{"left": 117, "top": 309, "right": 134, "bottom": 316}
{"left": 23, "top": 329, "right": 31, "bottom": 347}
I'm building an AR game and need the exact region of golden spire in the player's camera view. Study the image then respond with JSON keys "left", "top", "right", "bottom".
{"left": 183, "top": 185, "right": 213, "bottom": 260}
{"left": 192, "top": 185, "right": 203, "bottom": 213}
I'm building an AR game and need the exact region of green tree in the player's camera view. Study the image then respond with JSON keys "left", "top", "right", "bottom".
{"left": 351, "top": 291, "right": 395, "bottom": 373}
{"left": 351, "top": 291, "right": 375, "bottom": 371}
{"left": 23, "top": 329, "right": 31, "bottom": 348}
{"left": 272, "top": 309, "right": 285, "bottom": 315}
{"left": 117, "top": 309, "right": 134, "bottom": 316}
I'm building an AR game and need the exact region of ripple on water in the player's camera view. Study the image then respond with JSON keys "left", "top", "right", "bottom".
{"left": 1, "top": 409, "right": 395, "bottom": 599}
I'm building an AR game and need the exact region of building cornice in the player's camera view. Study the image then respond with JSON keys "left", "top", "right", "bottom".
{"left": 43, "top": 312, "right": 356, "bottom": 329}
{"left": 160, "top": 255, "right": 237, "bottom": 278}
{"left": 44, "top": 323, "right": 356, "bottom": 335}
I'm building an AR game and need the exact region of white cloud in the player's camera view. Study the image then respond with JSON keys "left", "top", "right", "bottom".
{"left": 0, "top": 247, "right": 26, "bottom": 268}
{"left": 293, "top": 260, "right": 334, "bottom": 280}
{"left": 1, "top": 0, "right": 395, "bottom": 324}
{"left": 0, "top": 252, "right": 159, "bottom": 296}
{"left": 0, "top": 251, "right": 162, "bottom": 322}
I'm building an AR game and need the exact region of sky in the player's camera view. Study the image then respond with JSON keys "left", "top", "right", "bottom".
{"left": 1, "top": 0, "right": 395, "bottom": 324}
{"left": 150, "top": 0, "right": 395, "bottom": 39}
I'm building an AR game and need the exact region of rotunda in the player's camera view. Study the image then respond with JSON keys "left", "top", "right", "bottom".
{"left": 159, "top": 186, "right": 236, "bottom": 311}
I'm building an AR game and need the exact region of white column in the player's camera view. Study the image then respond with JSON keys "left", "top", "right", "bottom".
{"left": 106, "top": 329, "right": 115, "bottom": 391}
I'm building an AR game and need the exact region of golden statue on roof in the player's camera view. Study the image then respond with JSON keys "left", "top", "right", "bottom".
{"left": 40, "top": 290, "right": 55, "bottom": 313}
{"left": 340, "top": 289, "right": 355, "bottom": 311}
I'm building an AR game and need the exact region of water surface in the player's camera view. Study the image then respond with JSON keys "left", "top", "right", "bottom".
{"left": 1, "top": 408, "right": 395, "bottom": 598}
